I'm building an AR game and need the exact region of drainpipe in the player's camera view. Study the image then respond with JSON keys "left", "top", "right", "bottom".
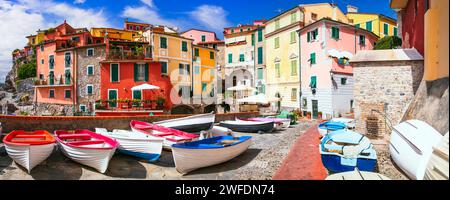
{"left": 297, "top": 29, "right": 302, "bottom": 111}
{"left": 73, "top": 49, "right": 77, "bottom": 114}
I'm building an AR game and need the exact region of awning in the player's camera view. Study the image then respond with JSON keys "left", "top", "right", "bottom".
{"left": 131, "top": 83, "right": 160, "bottom": 90}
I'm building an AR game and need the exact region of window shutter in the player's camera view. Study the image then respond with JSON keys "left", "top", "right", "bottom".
{"left": 307, "top": 32, "right": 311, "bottom": 42}
{"left": 336, "top": 28, "right": 339, "bottom": 39}
{"left": 111, "top": 64, "right": 118, "bottom": 82}
{"left": 251, "top": 34, "right": 255, "bottom": 46}
{"left": 179, "top": 63, "right": 183, "bottom": 75}
{"left": 145, "top": 63, "right": 149, "bottom": 81}
{"left": 134, "top": 63, "right": 138, "bottom": 81}
{"left": 186, "top": 64, "right": 190, "bottom": 74}
{"left": 257, "top": 47, "right": 263, "bottom": 64}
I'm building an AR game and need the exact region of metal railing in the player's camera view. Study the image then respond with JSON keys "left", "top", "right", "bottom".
{"left": 107, "top": 49, "right": 151, "bottom": 60}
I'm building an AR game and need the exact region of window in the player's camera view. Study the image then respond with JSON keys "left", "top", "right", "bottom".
{"left": 160, "top": 37, "right": 167, "bottom": 49}
{"left": 393, "top": 27, "right": 398, "bottom": 36}
{"left": 359, "top": 35, "right": 366, "bottom": 46}
{"left": 274, "top": 37, "right": 280, "bottom": 49}
{"left": 290, "top": 31, "right": 297, "bottom": 43}
{"left": 64, "top": 90, "right": 71, "bottom": 99}
{"left": 231, "top": 29, "right": 234, "bottom": 33}
{"left": 179, "top": 63, "right": 184, "bottom": 75}
{"left": 355, "top": 24, "right": 360, "bottom": 28}
{"left": 310, "top": 76, "right": 317, "bottom": 88}
{"left": 210, "top": 69, "right": 215, "bottom": 76}
{"left": 275, "top": 63, "right": 280, "bottom": 78}
{"left": 310, "top": 53, "right": 316, "bottom": 64}
{"left": 194, "top": 48, "right": 199, "bottom": 57}
{"left": 136, "top": 26, "right": 140, "bottom": 31}
{"left": 110, "top": 63, "right": 119, "bottom": 82}
{"left": 228, "top": 53, "right": 232, "bottom": 63}
{"left": 134, "top": 63, "right": 148, "bottom": 82}
{"left": 384, "top": 23, "right": 389, "bottom": 35}
{"left": 181, "top": 41, "right": 188, "bottom": 52}
{"left": 240, "top": 28, "right": 243, "bottom": 32}
{"left": 210, "top": 51, "right": 214, "bottom": 59}
{"left": 257, "top": 47, "right": 263, "bottom": 64}
{"left": 275, "top": 19, "right": 280, "bottom": 29}
{"left": 201, "top": 35, "right": 206, "bottom": 42}
{"left": 64, "top": 69, "right": 71, "bottom": 85}
{"left": 258, "top": 29, "right": 263, "bottom": 42}
{"left": 40, "top": 45, "right": 44, "bottom": 52}
{"left": 72, "top": 36, "right": 80, "bottom": 42}
{"left": 239, "top": 54, "right": 245, "bottom": 62}
{"left": 291, "top": 12, "right": 297, "bottom": 23}
{"left": 251, "top": 33, "right": 255, "bottom": 46}
{"left": 96, "top": 39, "right": 101, "bottom": 44}
{"left": 87, "top": 48, "right": 94, "bottom": 56}
{"left": 49, "top": 71, "right": 55, "bottom": 85}
{"left": 311, "top": 13, "right": 318, "bottom": 21}
{"left": 257, "top": 68, "right": 263, "bottom": 79}
{"left": 41, "top": 59, "right": 44, "bottom": 65}
{"left": 291, "top": 88, "right": 298, "bottom": 101}
{"left": 39, "top": 74, "right": 44, "bottom": 80}
{"left": 49, "top": 90, "right": 55, "bottom": 98}
{"left": 86, "top": 85, "right": 93, "bottom": 95}
{"left": 49, "top": 55, "right": 54, "bottom": 69}
{"left": 366, "top": 21, "right": 373, "bottom": 32}
{"left": 291, "top": 59, "right": 298, "bottom": 76}
{"left": 331, "top": 27, "right": 340, "bottom": 39}
{"left": 194, "top": 66, "right": 200, "bottom": 75}
{"left": 202, "top": 83, "right": 207, "bottom": 92}
{"left": 79, "top": 105, "right": 86, "bottom": 112}
{"left": 64, "top": 52, "right": 71, "bottom": 68}
{"left": 186, "top": 64, "right": 190, "bottom": 74}
{"left": 160, "top": 61, "right": 168, "bottom": 74}
{"left": 87, "top": 65, "right": 94, "bottom": 75}
{"left": 133, "top": 90, "right": 142, "bottom": 100}
{"left": 341, "top": 77, "right": 347, "bottom": 85}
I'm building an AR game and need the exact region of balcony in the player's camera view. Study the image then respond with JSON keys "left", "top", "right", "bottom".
{"left": 34, "top": 77, "right": 73, "bottom": 88}
{"left": 106, "top": 41, "right": 152, "bottom": 61}
{"left": 107, "top": 49, "right": 148, "bottom": 60}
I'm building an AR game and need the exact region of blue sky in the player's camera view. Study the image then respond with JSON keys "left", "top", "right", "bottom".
{"left": 0, "top": 0, "right": 396, "bottom": 82}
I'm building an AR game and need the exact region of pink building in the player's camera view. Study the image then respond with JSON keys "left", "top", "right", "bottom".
{"left": 298, "top": 18, "right": 378, "bottom": 119}
{"left": 180, "top": 29, "right": 221, "bottom": 45}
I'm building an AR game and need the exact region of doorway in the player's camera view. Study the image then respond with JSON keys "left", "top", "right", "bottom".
{"left": 312, "top": 100, "right": 318, "bottom": 119}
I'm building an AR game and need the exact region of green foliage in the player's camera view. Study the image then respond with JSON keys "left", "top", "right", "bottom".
{"left": 17, "top": 60, "right": 36, "bottom": 80}
{"left": 374, "top": 36, "right": 402, "bottom": 50}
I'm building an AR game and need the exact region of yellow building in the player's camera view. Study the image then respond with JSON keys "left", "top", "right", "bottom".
{"left": 264, "top": 3, "right": 349, "bottom": 110}
{"left": 26, "top": 31, "right": 45, "bottom": 46}
{"left": 90, "top": 28, "right": 140, "bottom": 41}
{"left": 192, "top": 45, "right": 217, "bottom": 103}
{"left": 146, "top": 26, "right": 194, "bottom": 102}
{"left": 346, "top": 8, "right": 398, "bottom": 38}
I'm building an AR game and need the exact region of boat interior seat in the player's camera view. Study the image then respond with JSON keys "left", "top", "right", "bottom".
{"left": 67, "top": 140, "right": 105, "bottom": 146}
{"left": 10, "top": 139, "right": 47, "bottom": 143}
{"left": 58, "top": 134, "right": 92, "bottom": 140}
{"left": 198, "top": 144, "right": 223, "bottom": 148}
{"left": 14, "top": 134, "right": 47, "bottom": 139}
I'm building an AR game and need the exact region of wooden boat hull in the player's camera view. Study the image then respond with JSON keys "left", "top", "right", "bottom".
{"left": 326, "top": 169, "right": 390, "bottom": 180}
{"left": 4, "top": 143, "right": 54, "bottom": 173}
{"left": 389, "top": 120, "right": 443, "bottom": 180}
{"left": 154, "top": 113, "right": 215, "bottom": 133}
{"left": 320, "top": 130, "right": 377, "bottom": 173}
{"left": 55, "top": 130, "right": 119, "bottom": 173}
{"left": 172, "top": 136, "right": 252, "bottom": 174}
{"left": 219, "top": 121, "right": 274, "bottom": 133}
{"left": 424, "top": 132, "right": 449, "bottom": 180}
{"left": 96, "top": 129, "right": 164, "bottom": 162}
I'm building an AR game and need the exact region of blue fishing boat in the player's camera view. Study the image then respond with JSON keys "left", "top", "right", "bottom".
{"left": 320, "top": 130, "right": 377, "bottom": 173}
{"left": 318, "top": 121, "right": 346, "bottom": 137}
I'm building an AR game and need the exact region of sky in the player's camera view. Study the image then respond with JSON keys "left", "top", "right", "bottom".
{"left": 0, "top": 0, "right": 397, "bottom": 83}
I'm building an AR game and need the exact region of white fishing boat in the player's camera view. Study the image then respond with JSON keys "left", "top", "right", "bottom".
{"left": 154, "top": 113, "right": 215, "bottom": 133}
{"left": 424, "top": 132, "right": 449, "bottom": 180}
{"left": 171, "top": 135, "right": 252, "bottom": 174}
{"left": 330, "top": 118, "right": 356, "bottom": 129}
{"left": 55, "top": 130, "right": 119, "bottom": 173}
{"left": 95, "top": 128, "right": 164, "bottom": 162}
{"left": 219, "top": 120, "right": 274, "bottom": 133}
{"left": 326, "top": 168, "right": 391, "bottom": 180}
{"left": 389, "top": 120, "right": 443, "bottom": 180}
{"left": 3, "top": 130, "right": 55, "bottom": 173}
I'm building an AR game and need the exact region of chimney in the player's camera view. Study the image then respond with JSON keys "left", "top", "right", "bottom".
{"left": 347, "top": 5, "right": 358, "bottom": 13}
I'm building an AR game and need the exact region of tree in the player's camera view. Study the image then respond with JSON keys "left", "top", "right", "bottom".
{"left": 17, "top": 61, "right": 36, "bottom": 80}
{"left": 374, "top": 36, "right": 402, "bottom": 50}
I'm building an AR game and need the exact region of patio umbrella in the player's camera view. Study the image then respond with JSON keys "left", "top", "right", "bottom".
{"left": 131, "top": 83, "right": 160, "bottom": 108}
{"left": 237, "top": 93, "right": 281, "bottom": 104}
{"left": 227, "top": 85, "right": 256, "bottom": 91}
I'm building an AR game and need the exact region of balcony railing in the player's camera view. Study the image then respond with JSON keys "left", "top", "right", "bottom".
{"left": 106, "top": 49, "right": 151, "bottom": 60}
{"left": 34, "top": 78, "right": 73, "bottom": 87}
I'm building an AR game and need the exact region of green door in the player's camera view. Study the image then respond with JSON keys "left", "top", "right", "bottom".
{"left": 312, "top": 100, "right": 319, "bottom": 119}
{"left": 108, "top": 90, "right": 117, "bottom": 108}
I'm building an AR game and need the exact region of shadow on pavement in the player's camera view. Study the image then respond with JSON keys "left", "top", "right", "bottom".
{"left": 0, "top": 145, "right": 13, "bottom": 175}
{"left": 105, "top": 153, "right": 148, "bottom": 179}
{"left": 30, "top": 147, "right": 83, "bottom": 180}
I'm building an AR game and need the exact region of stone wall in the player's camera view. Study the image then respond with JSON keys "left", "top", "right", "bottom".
{"left": 75, "top": 44, "right": 105, "bottom": 113}
{"left": 353, "top": 60, "right": 424, "bottom": 139}
{"left": 0, "top": 112, "right": 259, "bottom": 133}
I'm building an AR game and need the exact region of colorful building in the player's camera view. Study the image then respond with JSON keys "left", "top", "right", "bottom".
{"left": 192, "top": 45, "right": 217, "bottom": 104}
{"left": 34, "top": 21, "right": 92, "bottom": 108}
{"left": 223, "top": 21, "right": 265, "bottom": 110}
{"left": 143, "top": 26, "right": 194, "bottom": 104}
{"left": 346, "top": 6, "right": 398, "bottom": 38}
{"left": 90, "top": 28, "right": 141, "bottom": 42}
{"left": 298, "top": 18, "right": 378, "bottom": 119}
{"left": 124, "top": 20, "right": 151, "bottom": 32}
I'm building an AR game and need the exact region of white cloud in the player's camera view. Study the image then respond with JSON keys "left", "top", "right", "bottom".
{"left": 73, "top": 0, "right": 86, "bottom": 4}
{"left": 122, "top": 6, "right": 176, "bottom": 28}
{"left": 0, "top": 0, "right": 110, "bottom": 82}
{"left": 140, "top": 0, "right": 154, "bottom": 8}
{"left": 189, "top": 5, "right": 231, "bottom": 32}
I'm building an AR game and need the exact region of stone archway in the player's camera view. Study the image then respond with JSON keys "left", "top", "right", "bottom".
{"left": 171, "top": 104, "right": 195, "bottom": 114}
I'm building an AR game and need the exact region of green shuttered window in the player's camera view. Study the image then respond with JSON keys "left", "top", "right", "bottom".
{"left": 182, "top": 41, "right": 188, "bottom": 52}
{"left": 331, "top": 27, "right": 339, "bottom": 39}
{"left": 160, "top": 37, "right": 167, "bottom": 49}
{"left": 310, "top": 53, "right": 316, "bottom": 64}
{"left": 275, "top": 37, "right": 280, "bottom": 49}
{"left": 257, "top": 68, "right": 263, "bottom": 79}
{"left": 160, "top": 62, "right": 168, "bottom": 74}
{"left": 210, "top": 51, "right": 214, "bottom": 59}
{"left": 133, "top": 90, "right": 142, "bottom": 100}
{"left": 64, "top": 52, "right": 71, "bottom": 68}
{"left": 251, "top": 33, "right": 255, "bottom": 46}
{"left": 239, "top": 54, "right": 245, "bottom": 62}
{"left": 134, "top": 63, "right": 148, "bottom": 82}
{"left": 393, "top": 27, "right": 398, "bottom": 36}
{"left": 64, "top": 90, "right": 71, "bottom": 99}
{"left": 228, "top": 53, "right": 232, "bottom": 63}
{"left": 201, "top": 35, "right": 206, "bottom": 42}
{"left": 290, "top": 31, "right": 296, "bottom": 43}
{"left": 49, "top": 55, "right": 54, "bottom": 69}
{"left": 258, "top": 29, "right": 263, "bottom": 42}
{"left": 87, "top": 65, "right": 94, "bottom": 75}
{"left": 275, "top": 63, "right": 280, "bottom": 78}
{"left": 291, "top": 59, "right": 298, "bottom": 76}
{"left": 257, "top": 47, "right": 263, "bottom": 64}
{"left": 359, "top": 35, "right": 366, "bottom": 45}
{"left": 49, "top": 90, "right": 55, "bottom": 98}
{"left": 384, "top": 23, "right": 389, "bottom": 35}
{"left": 310, "top": 76, "right": 317, "bottom": 88}
{"left": 366, "top": 21, "right": 372, "bottom": 32}
{"left": 194, "top": 48, "right": 199, "bottom": 57}
{"left": 87, "top": 85, "right": 93, "bottom": 95}
{"left": 111, "top": 64, "right": 119, "bottom": 82}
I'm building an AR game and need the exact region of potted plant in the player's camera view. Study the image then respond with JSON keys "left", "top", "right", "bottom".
{"left": 156, "top": 95, "right": 165, "bottom": 110}
{"left": 306, "top": 112, "right": 312, "bottom": 119}
{"left": 318, "top": 111, "right": 323, "bottom": 119}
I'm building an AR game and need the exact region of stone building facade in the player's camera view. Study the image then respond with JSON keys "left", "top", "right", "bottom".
{"left": 75, "top": 44, "right": 106, "bottom": 113}
{"left": 350, "top": 49, "right": 424, "bottom": 140}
